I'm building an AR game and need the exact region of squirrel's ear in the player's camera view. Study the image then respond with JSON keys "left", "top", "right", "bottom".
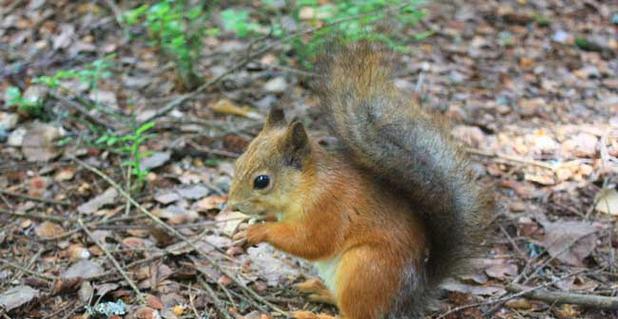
{"left": 263, "top": 107, "right": 286, "bottom": 130}
{"left": 282, "top": 121, "right": 310, "bottom": 169}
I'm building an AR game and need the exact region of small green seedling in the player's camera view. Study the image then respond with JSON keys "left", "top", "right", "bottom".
{"left": 124, "top": 1, "right": 207, "bottom": 90}
{"left": 4, "top": 86, "right": 44, "bottom": 118}
{"left": 95, "top": 121, "right": 155, "bottom": 189}
{"left": 33, "top": 56, "right": 113, "bottom": 90}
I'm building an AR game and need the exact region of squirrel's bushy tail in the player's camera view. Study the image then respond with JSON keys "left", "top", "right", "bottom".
{"left": 315, "top": 42, "right": 493, "bottom": 317}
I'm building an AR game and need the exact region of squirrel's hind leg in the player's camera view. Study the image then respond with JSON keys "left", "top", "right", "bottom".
{"left": 291, "top": 311, "right": 339, "bottom": 319}
{"left": 295, "top": 278, "right": 336, "bottom": 305}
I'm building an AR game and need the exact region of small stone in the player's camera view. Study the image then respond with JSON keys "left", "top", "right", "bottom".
{"left": 563, "top": 133, "right": 598, "bottom": 158}
{"left": 263, "top": 77, "right": 287, "bottom": 93}
{"left": 552, "top": 30, "right": 571, "bottom": 43}
{"left": 8, "top": 127, "right": 25, "bottom": 146}
{"left": 509, "top": 201, "right": 526, "bottom": 212}
{"left": 452, "top": 125, "right": 485, "bottom": 147}
{"left": 298, "top": 7, "right": 315, "bottom": 20}
{"left": 0, "top": 112, "right": 19, "bottom": 131}
{"left": 519, "top": 98, "right": 545, "bottom": 117}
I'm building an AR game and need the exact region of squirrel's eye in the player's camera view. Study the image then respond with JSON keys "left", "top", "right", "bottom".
{"left": 253, "top": 175, "right": 270, "bottom": 189}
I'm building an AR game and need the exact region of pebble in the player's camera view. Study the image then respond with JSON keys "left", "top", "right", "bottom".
{"left": 0, "top": 112, "right": 19, "bottom": 131}
{"left": 263, "top": 77, "right": 288, "bottom": 93}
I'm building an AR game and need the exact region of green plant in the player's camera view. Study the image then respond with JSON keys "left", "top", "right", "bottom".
{"left": 220, "top": 8, "right": 262, "bottom": 38}
{"left": 124, "top": 1, "right": 210, "bottom": 90}
{"left": 220, "top": 0, "right": 427, "bottom": 64}
{"left": 297, "top": 0, "right": 428, "bottom": 63}
{"left": 33, "top": 56, "right": 113, "bottom": 90}
{"left": 4, "top": 86, "right": 45, "bottom": 118}
{"left": 95, "top": 121, "right": 155, "bottom": 188}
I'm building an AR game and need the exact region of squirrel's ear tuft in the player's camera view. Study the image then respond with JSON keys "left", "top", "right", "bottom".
{"left": 282, "top": 121, "right": 310, "bottom": 169}
{"left": 263, "top": 107, "right": 286, "bottom": 130}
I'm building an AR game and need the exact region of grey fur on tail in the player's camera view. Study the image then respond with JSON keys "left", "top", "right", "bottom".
{"left": 315, "top": 42, "right": 494, "bottom": 318}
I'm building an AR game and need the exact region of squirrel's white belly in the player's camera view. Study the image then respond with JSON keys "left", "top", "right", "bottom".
{"left": 314, "top": 256, "right": 341, "bottom": 294}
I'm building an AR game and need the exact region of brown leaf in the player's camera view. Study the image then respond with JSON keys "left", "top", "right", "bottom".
{"left": 77, "top": 187, "right": 118, "bottom": 214}
{"left": 35, "top": 221, "right": 65, "bottom": 239}
{"left": 243, "top": 244, "right": 301, "bottom": 286}
{"left": 54, "top": 166, "right": 76, "bottom": 182}
{"left": 440, "top": 279, "right": 506, "bottom": 296}
{"left": 540, "top": 221, "right": 598, "bottom": 266}
{"left": 61, "top": 260, "right": 104, "bottom": 279}
{"left": 193, "top": 194, "right": 227, "bottom": 212}
{"left": 483, "top": 259, "right": 518, "bottom": 280}
{"left": 145, "top": 294, "right": 164, "bottom": 310}
{"left": 129, "top": 307, "right": 160, "bottom": 319}
{"left": 22, "top": 122, "right": 61, "bottom": 162}
{"left": 210, "top": 99, "right": 262, "bottom": 120}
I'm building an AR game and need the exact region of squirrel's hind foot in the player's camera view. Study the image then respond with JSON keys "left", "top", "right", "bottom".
{"left": 291, "top": 310, "right": 338, "bottom": 319}
{"left": 295, "top": 278, "right": 336, "bottom": 305}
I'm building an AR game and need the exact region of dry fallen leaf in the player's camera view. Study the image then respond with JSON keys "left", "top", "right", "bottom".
{"left": 140, "top": 151, "right": 171, "bottom": 170}
{"left": 35, "top": 221, "right": 65, "bottom": 239}
{"left": 154, "top": 190, "right": 181, "bottom": 205}
{"left": 595, "top": 188, "right": 618, "bottom": 216}
{"left": 215, "top": 209, "right": 249, "bottom": 236}
{"left": 244, "top": 244, "right": 302, "bottom": 286}
{"left": 176, "top": 184, "right": 209, "bottom": 200}
{"left": 61, "top": 260, "right": 104, "bottom": 279}
{"left": 0, "top": 285, "right": 39, "bottom": 311}
{"left": 78, "top": 187, "right": 118, "bottom": 214}
{"left": 440, "top": 279, "right": 506, "bottom": 297}
{"left": 192, "top": 194, "right": 227, "bottom": 212}
{"left": 22, "top": 122, "right": 61, "bottom": 162}
{"left": 484, "top": 259, "right": 518, "bottom": 280}
{"left": 54, "top": 166, "right": 77, "bottom": 181}
{"left": 540, "top": 221, "right": 597, "bottom": 266}
{"left": 210, "top": 99, "right": 262, "bottom": 120}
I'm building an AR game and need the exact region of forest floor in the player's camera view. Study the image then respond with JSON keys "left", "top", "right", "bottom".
{"left": 0, "top": 1, "right": 617, "bottom": 318}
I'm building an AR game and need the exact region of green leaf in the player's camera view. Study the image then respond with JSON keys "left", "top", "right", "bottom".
{"left": 124, "top": 4, "right": 149, "bottom": 25}
{"left": 221, "top": 8, "right": 252, "bottom": 38}
{"left": 136, "top": 121, "right": 155, "bottom": 136}
{"left": 4, "top": 86, "right": 22, "bottom": 107}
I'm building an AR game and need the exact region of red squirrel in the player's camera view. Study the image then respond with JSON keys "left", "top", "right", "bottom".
{"left": 227, "top": 42, "right": 493, "bottom": 319}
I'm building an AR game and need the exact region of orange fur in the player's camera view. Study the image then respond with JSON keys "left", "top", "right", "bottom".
{"left": 227, "top": 43, "right": 491, "bottom": 319}
{"left": 230, "top": 123, "right": 426, "bottom": 318}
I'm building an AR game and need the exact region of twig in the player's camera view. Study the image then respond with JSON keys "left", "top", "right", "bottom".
{"left": 466, "top": 147, "right": 556, "bottom": 171}
{"left": 0, "top": 258, "right": 58, "bottom": 281}
{"left": 77, "top": 218, "right": 145, "bottom": 304}
{"left": 188, "top": 284, "right": 202, "bottom": 318}
{"left": 507, "top": 283, "right": 618, "bottom": 310}
{"left": 435, "top": 270, "right": 587, "bottom": 319}
{"left": 0, "top": 189, "right": 70, "bottom": 206}
{"left": 10, "top": 248, "right": 45, "bottom": 282}
{"left": 0, "top": 0, "right": 24, "bottom": 19}
{"left": 71, "top": 156, "right": 288, "bottom": 316}
{"left": 49, "top": 91, "right": 114, "bottom": 131}
{"left": 101, "top": 0, "right": 125, "bottom": 28}
{"left": 199, "top": 277, "right": 234, "bottom": 319}
{"left": 136, "top": 1, "right": 414, "bottom": 128}
{"left": 0, "top": 208, "right": 70, "bottom": 223}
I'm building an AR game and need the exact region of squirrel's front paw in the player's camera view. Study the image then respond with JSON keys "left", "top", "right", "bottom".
{"left": 246, "top": 223, "right": 269, "bottom": 245}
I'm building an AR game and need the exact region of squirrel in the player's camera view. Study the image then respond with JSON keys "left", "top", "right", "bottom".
{"left": 227, "top": 42, "right": 493, "bottom": 319}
